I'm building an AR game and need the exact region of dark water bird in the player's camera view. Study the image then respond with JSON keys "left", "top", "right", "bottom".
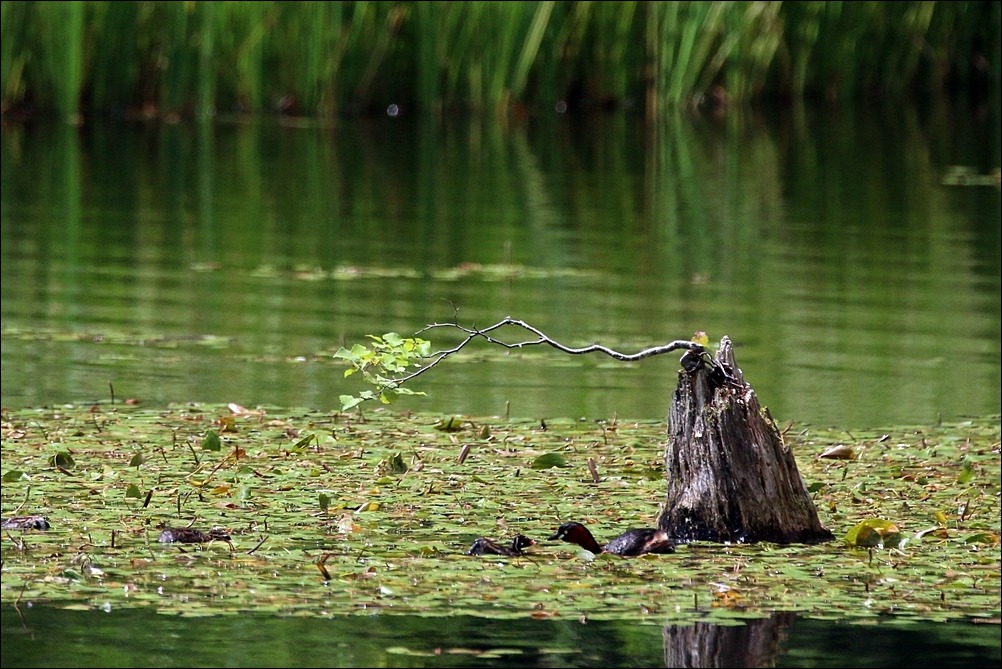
{"left": 1, "top": 515, "right": 50, "bottom": 531}
{"left": 157, "top": 526, "right": 232, "bottom": 544}
{"left": 466, "top": 534, "right": 536, "bottom": 557}
{"left": 548, "top": 521, "right": 674, "bottom": 556}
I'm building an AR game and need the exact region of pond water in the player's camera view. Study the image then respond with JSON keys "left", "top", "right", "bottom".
{"left": 1, "top": 101, "right": 999, "bottom": 429}
{"left": 2, "top": 605, "right": 999, "bottom": 668}
{"left": 1, "top": 99, "right": 1000, "bottom": 668}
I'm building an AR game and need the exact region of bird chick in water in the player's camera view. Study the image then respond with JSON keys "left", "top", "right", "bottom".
{"left": 466, "top": 534, "right": 536, "bottom": 557}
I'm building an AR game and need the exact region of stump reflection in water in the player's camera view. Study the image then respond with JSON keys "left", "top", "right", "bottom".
{"left": 663, "top": 612, "right": 797, "bottom": 668}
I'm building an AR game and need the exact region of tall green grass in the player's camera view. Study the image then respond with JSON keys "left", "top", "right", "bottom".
{"left": 3, "top": 0, "right": 86, "bottom": 122}
{"left": 0, "top": 1, "right": 997, "bottom": 121}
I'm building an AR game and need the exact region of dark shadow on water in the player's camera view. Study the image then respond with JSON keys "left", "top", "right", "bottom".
{"left": 1, "top": 605, "right": 998, "bottom": 668}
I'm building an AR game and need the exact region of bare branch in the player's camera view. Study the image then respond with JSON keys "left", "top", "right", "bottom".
{"left": 419, "top": 317, "right": 706, "bottom": 361}
{"left": 383, "top": 317, "right": 705, "bottom": 387}
{"left": 349, "top": 317, "right": 710, "bottom": 407}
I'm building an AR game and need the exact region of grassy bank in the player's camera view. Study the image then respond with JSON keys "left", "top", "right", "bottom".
{"left": 1, "top": 1, "right": 1000, "bottom": 121}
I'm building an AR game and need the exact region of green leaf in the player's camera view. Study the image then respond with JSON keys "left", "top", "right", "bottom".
{"left": 340, "top": 395, "right": 364, "bottom": 411}
{"left": 291, "top": 433, "right": 316, "bottom": 451}
{"left": 963, "top": 531, "right": 1000, "bottom": 545}
{"left": 957, "top": 459, "right": 975, "bottom": 484}
{"left": 383, "top": 452, "right": 408, "bottom": 474}
{"left": 125, "top": 483, "right": 143, "bottom": 499}
{"left": 202, "top": 430, "right": 222, "bottom": 451}
{"left": 844, "top": 518, "right": 902, "bottom": 548}
{"left": 51, "top": 451, "right": 76, "bottom": 470}
{"left": 434, "top": 416, "right": 464, "bottom": 431}
{"left": 319, "top": 492, "right": 331, "bottom": 512}
{"left": 530, "top": 453, "right": 569, "bottom": 469}
{"left": 129, "top": 453, "right": 146, "bottom": 468}
{"left": 335, "top": 333, "right": 434, "bottom": 410}
{"left": 1, "top": 470, "right": 28, "bottom": 482}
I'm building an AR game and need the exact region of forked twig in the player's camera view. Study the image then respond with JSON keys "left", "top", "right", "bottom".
{"left": 392, "top": 316, "right": 706, "bottom": 389}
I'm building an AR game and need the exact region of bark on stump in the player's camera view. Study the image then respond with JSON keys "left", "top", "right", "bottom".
{"left": 657, "top": 336, "right": 834, "bottom": 544}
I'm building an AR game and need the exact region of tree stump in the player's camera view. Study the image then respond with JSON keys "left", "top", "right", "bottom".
{"left": 657, "top": 336, "right": 834, "bottom": 544}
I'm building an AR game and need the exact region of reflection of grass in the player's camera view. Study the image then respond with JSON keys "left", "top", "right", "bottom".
{"left": 0, "top": 405, "right": 998, "bottom": 626}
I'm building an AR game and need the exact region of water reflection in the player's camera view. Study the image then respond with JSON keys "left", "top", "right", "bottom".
{"left": 2, "top": 605, "right": 998, "bottom": 668}
{"left": 663, "top": 613, "right": 798, "bottom": 667}
{"left": 1, "top": 103, "right": 999, "bottom": 428}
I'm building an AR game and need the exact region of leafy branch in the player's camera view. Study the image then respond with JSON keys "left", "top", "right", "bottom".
{"left": 334, "top": 317, "right": 712, "bottom": 411}
{"left": 334, "top": 332, "right": 433, "bottom": 410}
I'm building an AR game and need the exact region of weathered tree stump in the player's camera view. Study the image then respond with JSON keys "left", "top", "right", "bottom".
{"left": 657, "top": 336, "right": 834, "bottom": 544}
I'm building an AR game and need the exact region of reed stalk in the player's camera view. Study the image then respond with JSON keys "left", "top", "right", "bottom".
{"left": 0, "top": 1, "right": 995, "bottom": 121}
{"left": 0, "top": 0, "right": 31, "bottom": 107}
{"left": 35, "top": 1, "right": 85, "bottom": 122}
{"left": 88, "top": 1, "right": 141, "bottom": 115}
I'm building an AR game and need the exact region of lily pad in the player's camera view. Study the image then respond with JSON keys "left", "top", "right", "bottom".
{"left": 845, "top": 518, "right": 903, "bottom": 548}
{"left": 530, "top": 453, "right": 569, "bottom": 469}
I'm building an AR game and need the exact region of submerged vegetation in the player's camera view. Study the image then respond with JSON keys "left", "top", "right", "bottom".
{"left": 1, "top": 403, "right": 999, "bottom": 627}
{"left": 1, "top": 1, "right": 998, "bottom": 121}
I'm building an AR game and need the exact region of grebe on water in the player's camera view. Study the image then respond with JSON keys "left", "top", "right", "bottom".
{"left": 548, "top": 521, "right": 674, "bottom": 556}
